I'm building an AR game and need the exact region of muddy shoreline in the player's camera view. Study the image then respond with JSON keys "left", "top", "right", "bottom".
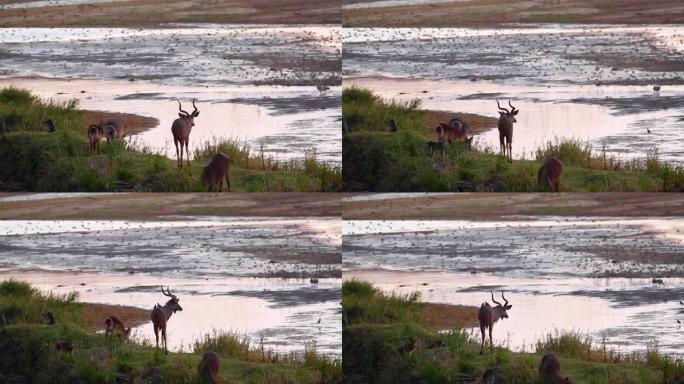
{"left": 0, "top": 0, "right": 341, "bottom": 27}
{"left": 342, "top": 193, "right": 684, "bottom": 220}
{"left": 0, "top": 193, "right": 343, "bottom": 220}
{"left": 343, "top": 0, "right": 684, "bottom": 27}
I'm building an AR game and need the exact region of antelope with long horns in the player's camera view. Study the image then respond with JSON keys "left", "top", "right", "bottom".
{"left": 539, "top": 353, "right": 571, "bottom": 384}
{"left": 478, "top": 291, "right": 512, "bottom": 354}
{"left": 496, "top": 100, "right": 518, "bottom": 162}
{"left": 151, "top": 286, "right": 183, "bottom": 354}
{"left": 105, "top": 315, "right": 131, "bottom": 339}
{"left": 172, "top": 100, "right": 199, "bottom": 170}
{"left": 87, "top": 123, "right": 105, "bottom": 154}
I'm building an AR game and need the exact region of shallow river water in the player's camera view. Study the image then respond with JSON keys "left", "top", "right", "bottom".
{"left": 343, "top": 218, "right": 684, "bottom": 356}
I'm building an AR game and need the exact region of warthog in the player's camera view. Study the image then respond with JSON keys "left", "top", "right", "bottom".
{"left": 539, "top": 353, "right": 571, "bottom": 384}
{"left": 538, "top": 157, "right": 563, "bottom": 192}
{"left": 198, "top": 351, "right": 220, "bottom": 384}
{"left": 201, "top": 152, "right": 231, "bottom": 192}
{"left": 87, "top": 123, "right": 105, "bottom": 154}
{"left": 103, "top": 119, "right": 125, "bottom": 141}
{"left": 105, "top": 315, "right": 131, "bottom": 339}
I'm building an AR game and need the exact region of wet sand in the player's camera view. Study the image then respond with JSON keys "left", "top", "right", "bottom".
{"left": 423, "top": 302, "right": 479, "bottom": 331}
{"left": 343, "top": 0, "right": 684, "bottom": 27}
{"left": 422, "top": 110, "right": 497, "bottom": 136}
{"left": 81, "top": 110, "right": 158, "bottom": 136}
{"left": 0, "top": 192, "right": 343, "bottom": 220}
{"left": 342, "top": 193, "right": 684, "bottom": 220}
{"left": 81, "top": 302, "right": 149, "bottom": 332}
{"left": 0, "top": 0, "right": 341, "bottom": 27}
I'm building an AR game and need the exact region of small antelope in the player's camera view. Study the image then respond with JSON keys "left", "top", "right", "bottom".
{"left": 172, "top": 100, "right": 199, "bottom": 169}
{"left": 435, "top": 121, "right": 468, "bottom": 144}
{"left": 151, "top": 286, "right": 183, "bottom": 354}
{"left": 426, "top": 141, "right": 445, "bottom": 159}
{"left": 105, "top": 315, "right": 132, "bottom": 339}
{"left": 198, "top": 351, "right": 220, "bottom": 384}
{"left": 55, "top": 341, "right": 75, "bottom": 353}
{"left": 539, "top": 353, "right": 571, "bottom": 384}
{"left": 478, "top": 291, "right": 512, "bottom": 354}
{"left": 104, "top": 119, "right": 125, "bottom": 141}
{"left": 44, "top": 311, "right": 56, "bottom": 325}
{"left": 87, "top": 123, "right": 105, "bottom": 154}
{"left": 201, "top": 152, "right": 231, "bottom": 192}
{"left": 538, "top": 157, "right": 563, "bottom": 192}
{"left": 496, "top": 100, "right": 518, "bottom": 162}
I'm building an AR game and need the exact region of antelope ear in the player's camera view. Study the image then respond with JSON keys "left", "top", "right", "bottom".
{"left": 512, "top": 110, "right": 519, "bottom": 115}
{"left": 505, "top": 305, "right": 512, "bottom": 310}
{"left": 178, "top": 113, "right": 185, "bottom": 118}
{"left": 193, "top": 111, "right": 200, "bottom": 117}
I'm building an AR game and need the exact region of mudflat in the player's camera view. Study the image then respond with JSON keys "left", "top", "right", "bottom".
{"left": 0, "top": 0, "right": 341, "bottom": 27}
{"left": 343, "top": 0, "right": 684, "bottom": 27}
{"left": 0, "top": 192, "right": 343, "bottom": 219}
{"left": 342, "top": 193, "right": 684, "bottom": 220}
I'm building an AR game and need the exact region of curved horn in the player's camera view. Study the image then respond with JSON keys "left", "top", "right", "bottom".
{"left": 508, "top": 100, "right": 517, "bottom": 113}
{"left": 490, "top": 291, "right": 502, "bottom": 306}
{"left": 501, "top": 292, "right": 509, "bottom": 307}
{"left": 191, "top": 99, "right": 199, "bottom": 116}
{"left": 177, "top": 101, "right": 189, "bottom": 116}
{"left": 496, "top": 99, "right": 509, "bottom": 113}
{"left": 161, "top": 286, "right": 173, "bottom": 297}
{"left": 167, "top": 286, "right": 178, "bottom": 300}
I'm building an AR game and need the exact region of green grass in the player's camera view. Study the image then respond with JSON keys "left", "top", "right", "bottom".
{"left": 0, "top": 279, "right": 341, "bottom": 384}
{"left": 342, "top": 279, "right": 684, "bottom": 384}
{"left": 342, "top": 87, "right": 684, "bottom": 192}
{"left": 0, "top": 87, "right": 341, "bottom": 192}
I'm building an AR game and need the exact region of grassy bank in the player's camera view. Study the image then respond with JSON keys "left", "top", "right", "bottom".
{"left": 342, "top": 87, "right": 684, "bottom": 192}
{"left": 342, "top": 279, "right": 684, "bottom": 384}
{"left": 0, "top": 279, "right": 341, "bottom": 384}
{"left": 0, "top": 87, "right": 341, "bottom": 192}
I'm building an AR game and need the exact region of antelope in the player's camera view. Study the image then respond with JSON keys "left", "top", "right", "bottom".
{"left": 44, "top": 311, "right": 56, "bottom": 325}
{"left": 201, "top": 152, "right": 231, "bottom": 192}
{"left": 496, "top": 100, "right": 518, "bottom": 162}
{"left": 317, "top": 84, "right": 330, "bottom": 93}
{"left": 426, "top": 141, "right": 445, "bottom": 159}
{"left": 104, "top": 119, "right": 125, "bottom": 141}
{"left": 87, "top": 123, "right": 105, "bottom": 154}
{"left": 539, "top": 353, "right": 571, "bottom": 384}
{"left": 105, "top": 315, "right": 132, "bottom": 339}
{"left": 198, "top": 351, "right": 220, "bottom": 384}
{"left": 172, "top": 100, "right": 199, "bottom": 169}
{"left": 151, "top": 286, "right": 183, "bottom": 354}
{"left": 478, "top": 291, "right": 512, "bottom": 354}
{"left": 538, "top": 157, "right": 563, "bottom": 192}
{"left": 45, "top": 119, "right": 56, "bottom": 133}
{"left": 55, "top": 341, "right": 75, "bottom": 353}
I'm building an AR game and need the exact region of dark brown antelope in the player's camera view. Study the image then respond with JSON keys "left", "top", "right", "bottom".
{"left": 87, "top": 123, "right": 105, "bottom": 154}
{"left": 104, "top": 119, "right": 125, "bottom": 141}
{"left": 172, "top": 100, "right": 199, "bottom": 169}
{"left": 496, "top": 100, "right": 518, "bottom": 162}
{"left": 198, "top": 351, "right": 220, "bottom": 384}
{"left": 539, "top": 353, "right": 571, "bottom": 384}
{"left": 105, "top": 315, "right": 132, "bottom": 339}
{"left": 151, "top": 286, "right": 183, "bottom": 355}
{"left": 538, "top": 157, "right": 563, "bottom": 192}
{"left": 201, "top": 152, "right": 231, "bottom": 192}
{"left": 478, "top": 291, "right": 512, "bottom": 354}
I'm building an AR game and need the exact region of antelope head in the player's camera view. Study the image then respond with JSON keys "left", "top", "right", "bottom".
{"left": 496, "top": 100, "right": 518, "bottom": 123}
{"left": 161, "top": 286, "right": 183, "bottom": 313}
{"left": 177, "top": 100, "right": 200, "bottom": 126}
{"left": 490, "top": 291, "right": 512, "bottom": 320}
